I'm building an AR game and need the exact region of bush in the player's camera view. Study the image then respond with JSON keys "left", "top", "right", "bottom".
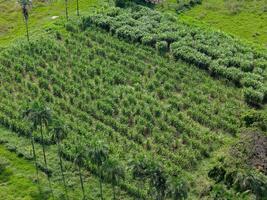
{"left": 115, "top": 0, "right": 127, "bottom": 7}
{"left": 141, "top": 34, "right": 157, "bottom": 47}
{"left": 244, "top": 87, "right": 264, "bottom": 106}
{"left": 156, "top": 41, "right": 168, "bottom": 55}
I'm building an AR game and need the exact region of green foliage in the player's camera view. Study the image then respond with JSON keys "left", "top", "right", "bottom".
{"left": 86, "top": 5, "right": 267, "bottom": 105}
{"left": 0, "top": 16, "right": 262, "bottom": 199}
{"left": 156, "top": 41, "right": 168, "bottom": 55}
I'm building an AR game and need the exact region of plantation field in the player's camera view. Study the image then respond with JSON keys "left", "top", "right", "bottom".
{"left": 0, "top": 13, "right": 266, "bottom": 197}
{"left": 0, "top": 0, "right": 267, "bottom": 199}
{"left": 179, "top": 0, "right": 267, "bottom": 47}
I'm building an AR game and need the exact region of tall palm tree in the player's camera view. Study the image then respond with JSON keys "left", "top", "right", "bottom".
{"left": 19, "top": 0, "right": 30, "bottom": 42}
{"left": 168, "top": 177, "right": 188, "bottom": 200}
{"left": 50, "top": 118, "right": 69, "bottom": 200}
{"left": 74, "top": 138, "right": 86, "bottom": 200}
{"left": 104, "top": 159, "right": 125, "bottom": 200}
{"left": 23, "top": 101, "right": 54, "bottom": 199}
{"left": 149, "top": 166, "right": 167, "bottom": 200}
{"left": 132, "top": 156, "right": 151, "bottom": 197}
{"left": 76, "top": 0, "right": 80, "bottom": 16}
{"left": 22, "top": 109, "right": 39, "bottom": 185}
{"left": 88, "top": 140, "right": 109, "bottom": 200}
{"left": 65, "top": 0, "right": 69, "bottom": 20}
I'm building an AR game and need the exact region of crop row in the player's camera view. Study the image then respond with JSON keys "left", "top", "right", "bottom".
{"left": 85, "top": 5, "right": 267, "bottom": 105}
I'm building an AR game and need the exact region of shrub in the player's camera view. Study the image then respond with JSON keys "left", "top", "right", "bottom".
{"left": 115, "top": 0, "right": 127, "bottom": 7}
{"left": 243, "top": 88, "right": 264, "bottom": 106}
{"left": 141, "top": 34, "right": 157, "bottom": 47}
{"left": 156, "top": 41, "right": 168, "bottom": 55}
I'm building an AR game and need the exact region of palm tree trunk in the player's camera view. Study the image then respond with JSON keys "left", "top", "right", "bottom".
{"left": 65, "top": 0, "right": 68, "bottom": 20}
{"left": 99, "top": 168, "right": 103, "bottom": 200}
{"left": 25, "top": 19, "right": 30, "bottom": 42}
{"left": 40, "top": 125, "right": 48, "bottom": 167}
{"left": 76, "top": 0, "right": 79, "bottom": 16}
{"left": 40, "top": 124, "right": 55, "bottom": 200}
{"left": 112, "top": 183, "right": 116, "bottom": 200}
{"left": 30, "top": 132, "right": 39, "bottom": 184}
{"left": 78, "top": 164, "right": 86, "bottom": 200}
{"left": 57, "top": 140, "right": 69, "bottom": 200}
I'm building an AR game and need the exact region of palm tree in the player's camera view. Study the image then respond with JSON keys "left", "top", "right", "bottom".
{"left": 132, "top": 157, "right": 150, "bottom": 197}
{"left": 76, "top": 0, "right": 80, "bottom": 16}
{"left": 74, "top": 139, "right": 86, "bottom": 200}
{"left": 65, "top": 0, "right": 69, "bottom": 20}
{"left": 168, "top": 177, "right": 188, "bottom": 200}
{"left": 50, "top": 118, "right": 69, "bottom": 200}
{"left": 22, "top": 110, "right": 39, "bottom": 185}
{"left": 88, "top": 140, "right": 109, "bottom": 200}
{"left": 23, "top": 101, "right": 54, "bottom": 199}
{"left": 104, "top": 159, "right": 125, "bottom": 200}
{"left": 19, "top": 0, "right": 30, "bottom": 42}
{"left": 149, "top": 166, "right": 167, "bottom": 200}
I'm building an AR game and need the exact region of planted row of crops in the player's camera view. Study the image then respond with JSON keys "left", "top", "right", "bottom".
{"left": 85, "top": 5, "right": 267, "bottom": 106}
{"left": 0, "top": 22, "right": 250, "bottom": 198}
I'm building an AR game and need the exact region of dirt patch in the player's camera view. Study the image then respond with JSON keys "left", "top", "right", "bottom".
{"left": 230, "top": 130, "right": 267, "bottom": 175}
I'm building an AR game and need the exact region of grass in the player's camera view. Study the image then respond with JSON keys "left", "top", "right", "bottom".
{"left": 0, "top": 126, "right": 132, "bottom": 200}
{"left": 179, "top": 0, "right": 267, "bottom": 47}
{"left": 0, "top": 139, "right": 48, "bottom": 200}
{"left": 0, "top": 0, "right": 104, "bottom": 47}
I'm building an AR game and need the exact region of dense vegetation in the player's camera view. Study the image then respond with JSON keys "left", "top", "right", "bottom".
{"left": 0, "top": 0, "right": 267, "bottom": 199}
{"left": 1, "top": 16, "right": 265, "bottom": 198}
{"left": 85, "top": 5, "right": 267, "bottom": 106}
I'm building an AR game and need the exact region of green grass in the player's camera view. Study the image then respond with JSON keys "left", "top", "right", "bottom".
{"left": 0, "top": 0, "right": 104, "bottom": 47}
{"left": 179, "top": 0, "right": 267, "bottom": 47}
{"left": 0, "top": 140, "right": 48, "bottom": 200}
{"left": 0, "top": 126, "right": 132, "bottom": 200}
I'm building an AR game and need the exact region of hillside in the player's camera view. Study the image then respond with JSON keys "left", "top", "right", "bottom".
{"left": 179, "top": 0, "right": 267, "bottom": 47}
{"left": 0, "top": 0, "right": 267, "bottom": 199}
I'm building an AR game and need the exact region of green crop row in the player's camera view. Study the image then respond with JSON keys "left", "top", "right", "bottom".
{"left": 84, "top": 5, "right": 267, "bottom": 106}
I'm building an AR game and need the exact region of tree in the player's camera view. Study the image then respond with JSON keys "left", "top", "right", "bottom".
{"left": 132, "top": 156, "right": 151, "bottom": 197}
{"left": 23, "top": 101, "right": 54, "bottom": 199}
{"left": 50, "top": 118, "right": 69, "bottom": 200}
{"left": 88, "top": 140, "right": 109, "bottom": 200}
{"left": 104, "top": 159, "right": 125, "bottom": 200}
{"left": 132, "top": 155, "right": 167, "bottom": 199}
{"left": 65, "top": 0, "right": 69, "bottom": 20}
{"left": 19, "top": 0, "right": 30, "bottom": 42}
{"left": 22, "top": 112, "right": 40, "bottom": 186}
{"left": 76, "top": 0, "right": 80, "bottom": 16}
{"left": 149, "top": 166, "right": 167, "bottom": 200}
{"left": 74, "top": 138, "right": 86, "bottom": 200}
{"left": 167, "top": 177, "right": 189, "bottom": 200}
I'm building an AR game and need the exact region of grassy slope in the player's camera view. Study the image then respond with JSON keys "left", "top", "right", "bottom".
{"left": 0, "top": 127, "right": 131, "bottom": 200}
{"left": 179, "top": 0, "right": 267, "bottom": 47}
{"left": 0, "top": 0, "right": 102, "bottom": 47}
{"left": 0, "top": 138, "right": 48, "bottom": 200}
